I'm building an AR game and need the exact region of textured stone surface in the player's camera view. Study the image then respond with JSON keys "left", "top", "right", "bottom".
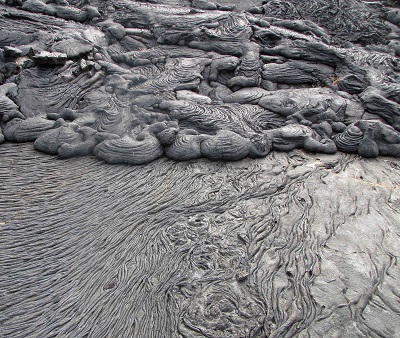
{"left": 0, "top": 0, "right": 400, "bottom": 337}
{"left": 0, "top": 0, "right": 399, "bottom": 162}
{"left": 0, "top": 144, "right": 399, "bottom": 337}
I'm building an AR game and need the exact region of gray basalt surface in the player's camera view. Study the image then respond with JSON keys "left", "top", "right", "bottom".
{"left": 0, "top": 0, "right": 399, "bottom": 163}
{"left": 1, "top": 144, "right": 400, "bottom": 337}
{"left": 0, "top": 0, "right": 400, "bottom": 337}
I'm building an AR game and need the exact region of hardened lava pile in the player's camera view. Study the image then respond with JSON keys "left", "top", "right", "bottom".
{"left": 0, "top": 0, "right": 399, "bottom": 164}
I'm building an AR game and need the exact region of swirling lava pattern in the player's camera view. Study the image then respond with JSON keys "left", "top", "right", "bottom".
{"left": 1, "top": 0, "right": 400, "bottom": 337}
{"left": 0, "top": 0, "right": 399, "bottom": 162}
{"left": 1, "top": 144, "right": 400, "bottom": 337}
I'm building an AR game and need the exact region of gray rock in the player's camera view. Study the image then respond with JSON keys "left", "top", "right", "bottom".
{"left": 51, "top": 39, "right": 93, "bottom": 60}
{"left": 32, "top": 51, "right": 67, "bottom": 66}
{"left": 200, "top": 130, "right": 251, "bottom": 160}
{"left": 3, "top": 117, "right": 54, "bottom": 142}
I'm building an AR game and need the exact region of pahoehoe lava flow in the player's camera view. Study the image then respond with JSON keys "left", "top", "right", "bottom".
{"left": 0, "top": 0, "right": 399, "bottom": 163}
{"left": 1, "top": 0, "right": 400, "bottom": 337}
{"left": 1, "top": 144, "right": 400, "bottom": 337}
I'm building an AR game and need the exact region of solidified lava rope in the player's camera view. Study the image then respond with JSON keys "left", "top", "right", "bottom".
{"left": 1, "top": 0, "right": 400, "bottom": 337}
{"left": 0, "top": 0, "right": 399, "bottom": 164}
{"left": 1, "top": 144, "right": 400, "bottom": 337}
